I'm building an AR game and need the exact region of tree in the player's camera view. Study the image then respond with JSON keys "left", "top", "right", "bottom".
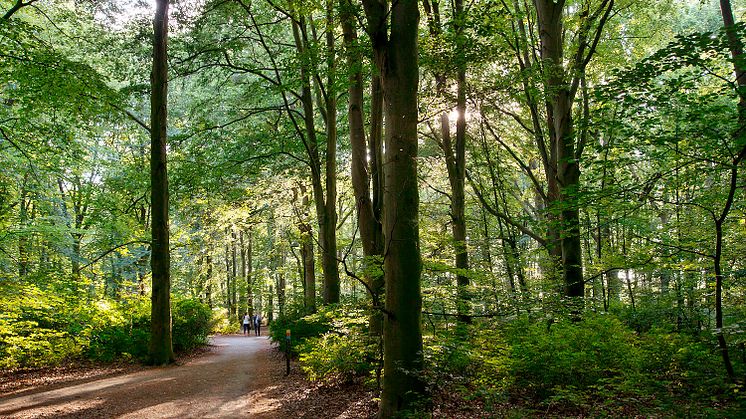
{"left": 533, "top": 0, "right": 614, "bottom": 299}
{"left": 340, "top": 0, "right": 384, "bottom": 333}
{"left": 716, "top": 0, "right": 745, "bottom": 380}
{"left": 421, "top": 0, "right": 471, "bottom": 324}
{"left": 148, "top": 0, "right": 174, "bottom": 365}
{"left": 361, "top": 0, "right": 425, "bottom": 415}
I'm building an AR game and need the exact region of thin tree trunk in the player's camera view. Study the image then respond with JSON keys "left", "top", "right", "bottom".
{"left": 18, "top": 175, "right": 29, "bottom": 277}
{"left": 534, "top": 0, "right": 614, "bottom": 300}
{"left": 424, "top": 0, "right": 470, "bottom": 324}
{"left": 231, "top": 229, "right": 238, "bottom": 319}
{"left": 341, "top": 0, "right": 384, "bottom": 335}
{"left": 294, "top": 185, "right": 317, "bottom": 314}
{"left": 290, "top": 14, "right": 340, "bottom": 306}
{"left": 225, "top": 243, "right": 232, "bottom": 318}
{"left": 321, "top": 0, "right": 340, "bottom": 305}
{"left": 277, "top": 251, "right": 286, "bottom": 318}
{"left": 206, "top": 252, "right": 213, "bottom": 308}
{"left": 716, "top": 0, "right": 745, "bottom": 380}
{"left": 245, "top": 230, "right": 254, "bottom": 316}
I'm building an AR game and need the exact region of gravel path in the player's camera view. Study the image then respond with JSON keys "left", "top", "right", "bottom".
{"left": 0, "top": 335, "right": 286, "bottom": 418}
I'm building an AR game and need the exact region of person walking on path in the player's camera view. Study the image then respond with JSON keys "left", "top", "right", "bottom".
{"left": 254, "top": 314, "right": 262, "bottom": 336}
{"left": 242, "top": 313, "right": 251, "bottom": 335}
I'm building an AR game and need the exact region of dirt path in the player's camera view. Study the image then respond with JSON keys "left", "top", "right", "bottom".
{"left": 0, "top": 336, "right": 306, "bottom": 418}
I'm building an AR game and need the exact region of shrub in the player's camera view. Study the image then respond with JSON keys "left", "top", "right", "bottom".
{"left": 172, "top": 298, "right": 212, "bottom": 352}
{"left": 0, "top": 281, "right": 215, "bottom": 368}
{"left": 0, "top": 283, "right": 84, "bottom": 369}
{"left": 268, "top": 311, "right": 333, "bottom": 353}
{"left": 298, "top": 331, "right": 377, "bottom": 382}
{"left": 85, "top": 298, "right": 150, "bottom": 361}
{"left": 0, "top": 319, "right": 80, "bottom": 369}
{"left": 270, "top": 305, "right": 377, "bottom": 384}
{"left": 211, "top": 310, "right": 240, "bottom": 335}
{"left": 503, "top": 314, "right": 643, "bottom": 403}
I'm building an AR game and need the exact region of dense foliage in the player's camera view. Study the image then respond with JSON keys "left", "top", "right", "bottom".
{"left": 273, "top": 306, "right": 745, "bottom": 415}
{"left": 2, "top": 0, "right": 746, "bottom": 415}
{"left": 0, "top": 285, "right": 212, "bottom": 367}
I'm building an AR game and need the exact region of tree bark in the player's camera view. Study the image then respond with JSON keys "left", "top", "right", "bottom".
{"left": 452, "top": 0, "right": 470, "bottom": 325}
{"left": 148, "top": 0, "right": 174, "bottom": 365}
{"left": 18, "top": 177, "right": 29, "bottom": 277}
{"left": 340, "top": 0, "right": 384, "bottom": 334}
{"left": 533, "top": 0, "right": 614, "bottom": 299}
{"left": 717, "top": 0, "right": 745, "bottom": 380}
{"left": 321, "top": 0, "right": 340, "bottom": 304}
{"left": 294, "top": 185, "right": 317, "bottom": 314}
{"left": 243, "top": 230, "right": 254, "bottom": 316}
{"left": 423, "top": 0, "right": 471, "bottom": 324}
{"left": 362, "top": 0, "right": 425, "bottom": 415}
{"left": 206, "top": 251, "right": 213, "bottom": 308}
{"left": 290, "top": 13, "right": 340, "bottom": 305}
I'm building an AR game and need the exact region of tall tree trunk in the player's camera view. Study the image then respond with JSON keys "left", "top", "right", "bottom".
{"left": 277, "top": 251, "right": 286, "bottom": 318}
{"left": 533, "top": 0, "right": 615, "bottom": 300}
{"left": 290, "top": 14, "right": 340, "bottom": 306}
{"left": 423, "top": 0, "right": 470, "bottom": 324}
{"left": 148, "top": 0, "right": 173, "bottom": 365}
{"left": 452, "top": 0, "right": 470, "bottom": 325}
{"left": 300, "top": 223, "right": 316, "bottom": 313}
{"left": 340, "top": 0, "right": 384, "bottom": 335}
{"left": 225, "top": 242, "right": 232, "bottom": 317}
{"left": 267, "top": 284, "right": 274, "bottom": 324}
{"left": 18, "top": 178, "right": 29, "bottom": 277}
{"left": 717, "top": 0, "right": 745, "bottom": 380}
{"left": 294, "top": 185, "right": 317, "bottom": 314}
{"left": 362, "top": 0, "right": 425, "bottom": 415}
{"left": 231, "top": 229, "right": 238, "bottom": 319}
{"left": 206, "top": 252, "right": 213, "bottom": 308}
{"left": 369, "top": 74, "right": 385, "bottom": 333}
{"left": 243, "top": 230, "right": 254, "bottom": 316}
{"left": 321, "top": 0, "right": 340, "bottom": 304}
{"left": 240, "top": 230, "right": 246, "bottom": 314}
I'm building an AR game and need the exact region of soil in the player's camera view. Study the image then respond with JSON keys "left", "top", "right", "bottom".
{"left": 0, "top": 335, "right": 376, "bottom": 418}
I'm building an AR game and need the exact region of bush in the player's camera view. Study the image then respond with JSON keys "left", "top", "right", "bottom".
{"left": 211, "top": 311, "right": 240, "bottom": 335}
{"left": 425, "top": 326, "right": 509, "bottom": 400}
{"left": 442, "top": 313, "right": 744, "bottom": 415}
{"left": 503, "top": 315, "right": 643, "bottom": 403}
{"left": 0, "top": 284, "right": 215, "bottom": 369}
{"left": 269, "top": 305, "right": 378, "bottom": 384}
{"left": 0, "top": 319, "right": 80, "bottom": 369}
{"left": 268, "top": 311, "right": 334, "bottom": 353}
{"left": 85, "top": 298, "right": 150, "bottom": 361}
{"left": 172, "top": 298, "right": 212, "bottom": 352}
{"left": 0, "top": 283, "right": 84, "bottom": 369}
{"left": 299, "top": 331, "right": 377, "bottom": 383}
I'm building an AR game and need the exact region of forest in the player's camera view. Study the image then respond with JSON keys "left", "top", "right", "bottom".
{"left": 1, "top": 0, "right": 745, "bottom": 417}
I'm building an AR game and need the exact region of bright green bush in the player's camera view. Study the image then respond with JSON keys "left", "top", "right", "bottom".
{"left": 211, "top": 311, "right": 240, "bottom": 335}
{"left": 0, "top": 283, "right": 83, "bottom": 369}
{"left": 270, "top": 305, "right": 377, "bottom": 384}
{"left": 0, "top": 319, "right": 80, "bottom": 369}
{"left": 429, "top": 313, "right": 742, "bottom": 415}
{"left": 0, "top": 282, "right": 213, "bottom": 369}
{"left": 268, "top": 312, "right": 333, "bottom": 353}
{"left": 85, "top": 298, "right": 150, "bottom": 361}
{"left": 503, "top": 315, "right": 643, "bottom": 402}
{"left": 298, "top": 331, "right": 377, "bottom": 382}
{"left": 172, "top": 298, "right": 212, "bottom": 352}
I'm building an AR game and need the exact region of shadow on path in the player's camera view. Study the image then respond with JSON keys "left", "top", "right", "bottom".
{"left": 0, "top": 335, "right": 374, "bottom": 418}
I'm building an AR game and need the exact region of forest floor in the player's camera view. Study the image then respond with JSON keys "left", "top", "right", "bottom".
{"left": 0, "top": 335, "right": 377, "bottom": 418}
